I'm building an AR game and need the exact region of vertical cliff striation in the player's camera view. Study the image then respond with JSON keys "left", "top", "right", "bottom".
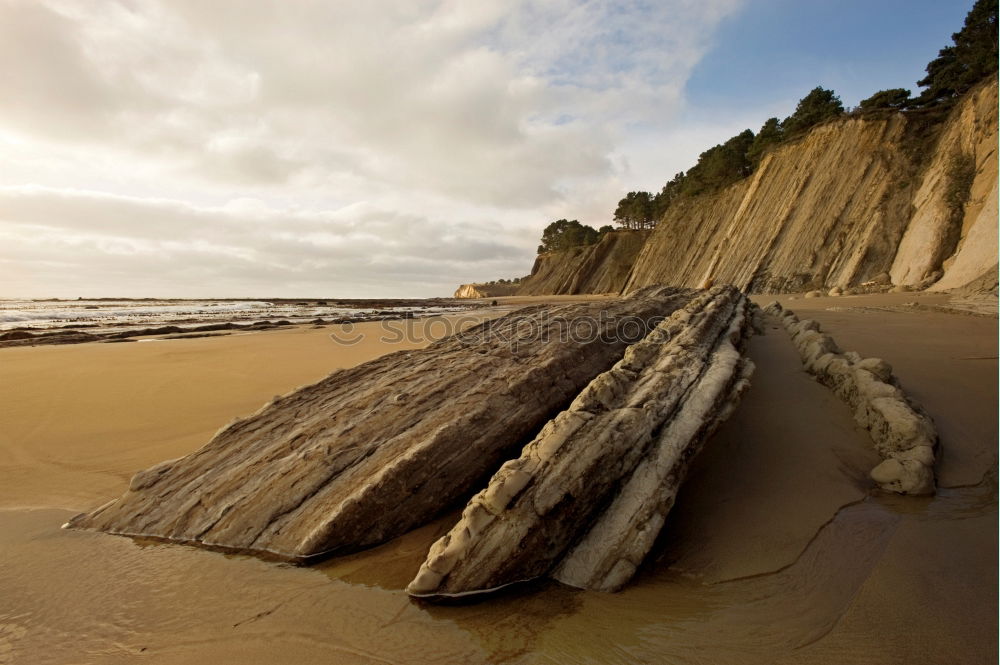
{"left": 623, "top": 114, "right": 918, "bottom": 293}
{"left": 453, "top": 283, "right": 519, "bottom": 299}
{"left": 463, "top": 78, "right": 996, "bottom": 298}
{"left": 517, "top": 230, "right": 650, "bottom": 295}
{"left": 913, "top": 82, "right": 999, "bottom": 292}
{"left": 623, "top": 78, "right": 998, "bottom": 294}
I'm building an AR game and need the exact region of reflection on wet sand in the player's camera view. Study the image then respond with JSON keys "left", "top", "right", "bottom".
{"left": 2, "top": 474, "right": 993, "bottom": 665}
{"left": 0, "top": 296, "right": 996, "bottom": 664}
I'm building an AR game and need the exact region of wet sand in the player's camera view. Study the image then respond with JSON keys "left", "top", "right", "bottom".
{"left": 0, "top": 295, "right": 995, "bottom": 664}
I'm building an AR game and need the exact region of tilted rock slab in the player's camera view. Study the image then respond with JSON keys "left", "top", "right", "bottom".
{"left": 763, "top": 302, "right": 937, "bottom": 494}
{"left": 407, "top": 286, "right": 754, "bottom": 598}
{"left": 67, "top": 286, "right": 695, "bottom": 561}
{"left": 517, "top": 230, "right": 651, "bottom": 296}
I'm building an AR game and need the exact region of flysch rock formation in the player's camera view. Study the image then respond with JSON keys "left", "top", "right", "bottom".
{"left": 460, "top": 78, "right": 997, "bottom": 300}
{"left": 67, "top": 286, "right": 696, "bottom": 561}
{"left": 453, "top": 282, "right": 518, "bottom": 299}
{"left": 763, "top": 302, "right": 937, "bottom": 494}
{"left": 903, "top": 81, "right": 998, "bottom": 292}
{"left": 517, "top": 230, "right": 650, "bottom": 296}
{"left": 407, "top": 286, "right": 754, "bottom": 598}
{"left": 623, "top": 80, "right": 998, "bottom": 296}
{"left": 553, "top": 308, "right": 754, "bottom": 591}
{"left": 454, "top": 231, "right": 650, "bottom": 299}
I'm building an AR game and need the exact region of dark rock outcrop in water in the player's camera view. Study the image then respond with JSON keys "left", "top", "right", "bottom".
{"left": 0, "top": 329, "right": 101, "bottom": 347}
{"left": 67, "top": 286, "right": 696, "bottom": 561}
{"left": 407, "top": 286, "right": 755, "bottom": 598}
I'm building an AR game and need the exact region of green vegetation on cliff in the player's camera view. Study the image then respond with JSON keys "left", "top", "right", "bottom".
{"left": 781, "top": 87, "right": 845, "bottom": 137}
{"left": 858, "top": 88, "right": 912, "bottom": 112}
{"left": 914, "top": 0, "right": 998, "bottom": 106}
{"left": 510, "top": 0, "right": 997, "bottom": 299}
{"left": 613, "top": 191, "right": 659, "bottom": 230}
{"left": 536, "top": 219, "right": 612, "bottom": 254}
{"left": 609, "top": 86, "right": 845, "bottom": 226}
{"left": 746, "top": 117, "right": 784, "bottom": 168}
{"left": 608, "top": 0, "right": 996, "bottom": 224}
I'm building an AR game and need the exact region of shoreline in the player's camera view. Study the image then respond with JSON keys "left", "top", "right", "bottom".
{"left": 0, "top": 291, "right": 995, "bottom": 664}
{"left": 0, "top": 297, "right": 481, "bottom": 347}
{"left": 2, "top": 288, "right": 986, "bottom": 350}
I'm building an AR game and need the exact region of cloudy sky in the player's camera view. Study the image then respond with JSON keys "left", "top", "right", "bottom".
{"left": 0, "top": 0, "right": 970, "bottom": 298}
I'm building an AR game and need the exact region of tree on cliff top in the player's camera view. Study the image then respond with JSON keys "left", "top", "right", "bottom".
{"left": 746, "top": 117, "right": 785, "bottom": 168}
{"left": 537, "top": 219, "right": 601, "bottom": 253}
{"left": 657, "top": 172, "right": 686, "bottom": 210}
{"left": 603, "top": 2, "right": 991, "bottom": 239}
{"left": 782, "top": 87, "right": 844, "bottom": 136}
{"left": 675, "top": 129, "right": 755, "bottom": 197}
{"left": 858, "top": 88, "right": 912, "bottom": 111}
{"left": 914, "top": 0, "right": 998, "bottom": 106}
{"left": 614, "top": 191, "right": 658, "bottom": 229}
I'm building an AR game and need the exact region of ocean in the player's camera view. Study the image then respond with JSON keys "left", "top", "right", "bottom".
{"left": 0, "top": 298, "right": 470, "bottom": 334}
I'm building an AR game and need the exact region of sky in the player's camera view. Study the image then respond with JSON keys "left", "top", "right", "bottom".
{"left": 0, "top": 0, "right": 973, "bottom": 298}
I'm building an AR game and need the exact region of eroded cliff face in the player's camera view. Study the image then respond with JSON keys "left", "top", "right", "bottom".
{"left": 517, "top": 230, "right": 649, "bottom": 295}
{"left": 480, "top": 79, "right": 996, "bottom": 297}
{"left": 916, "top": 82, "right": 999, "bottom": 291}
{"left": 625, "top": 80, "right": 998, "bottom": 294}
{"left": 453, "top": 283, "right": 518, "bottom": 299}
{"left": 623, "top": 112, "right": 919, "bottom": 293}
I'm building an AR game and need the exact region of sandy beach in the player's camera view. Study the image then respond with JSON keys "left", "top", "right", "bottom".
{"left": 0, "top": 294, "right": 995, "bottom": 664}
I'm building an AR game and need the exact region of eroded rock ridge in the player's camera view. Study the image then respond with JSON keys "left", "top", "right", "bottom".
{"left": 407, "top": 286, "right": 755, "bottom": 597}
{"left": 68, "top": 287, "right": 696, "bottom": 561}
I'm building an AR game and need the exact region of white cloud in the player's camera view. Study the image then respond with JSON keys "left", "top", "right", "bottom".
{"left": 0, "top": 0, "right": 743, "bottom": 297}
{"left": 0, "top": 186, "right": 527, "bottom": 297}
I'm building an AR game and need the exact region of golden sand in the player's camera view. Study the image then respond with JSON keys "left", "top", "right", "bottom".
{"left": 0, "top": 296, "right": 995, "bottom": 664}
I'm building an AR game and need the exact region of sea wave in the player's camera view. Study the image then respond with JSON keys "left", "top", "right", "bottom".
{"left": 0, "top": 301, "right": 274, "bottom": 327}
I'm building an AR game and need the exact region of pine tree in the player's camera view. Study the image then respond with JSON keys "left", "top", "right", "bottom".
{"left": 782, "top": 87, "right": 844, "bottom": 136}
{"left": 858, "top": 88, "right": 912, "bottom": 111}
{"left": 914, "top": 0, "right": 998, "bottom": 106}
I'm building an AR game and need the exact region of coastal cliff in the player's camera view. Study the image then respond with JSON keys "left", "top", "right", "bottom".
{"left": 518, "top": 230, "right": 650, "bottom": 295}
{"left": 453, "top": 283, "right": 518, "bottom": 299}
{"left": 460, "top": 78, "right": 997, "bottom": 298}
{"left": 624, "top": 79, "right": 998, "bottom": 294}
{"left": 454, "top": 230, "right": 648, "bottom": 298}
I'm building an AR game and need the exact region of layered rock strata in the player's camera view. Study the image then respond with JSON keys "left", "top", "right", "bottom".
{"left": 459, "top": 78, "right": 997, "bottom": 299}
{"left": 623, "top": 81, "right": 998, "bottom": 295}
{"left": 517, "top": 230, "right": 650, "bottom": 296}
{"left": 763, "top": 302, "right": 937, "bottom": 494}
{"left": 453, "top": 283, "right": 518, "bottom": 299}
{"left": 407, "top": 286, "right": 754, "bottom": 598}
{"left": 68, "top": 286, "right": 695, "bottom": 561}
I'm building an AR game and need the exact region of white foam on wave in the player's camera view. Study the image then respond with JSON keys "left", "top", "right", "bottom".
{"left": 0, "top": 300, "right": 274, "bottom": 330}
{"left": 0, "top": 300, "right": 473, "bottom": 332}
